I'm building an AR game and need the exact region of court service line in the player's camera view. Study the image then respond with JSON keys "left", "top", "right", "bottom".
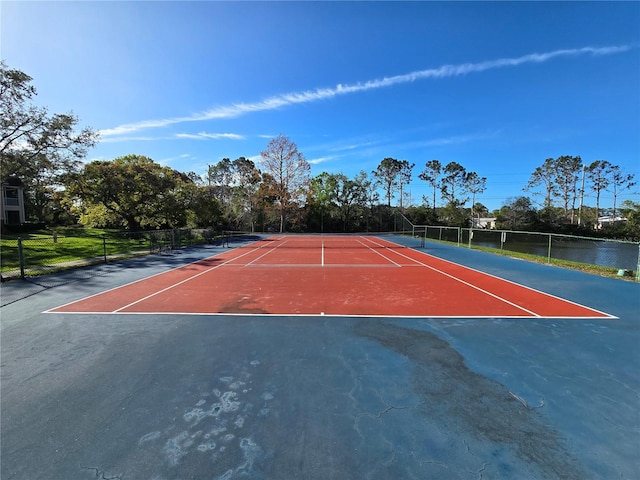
{"left": 113, "top": 242, "right": 281, "bottom": 313}
{"left": 244, "top": 240, "right": 290, "bottom": 267}
{"left": 365, "top": 237, "right": 540, "bottom": 316}
{"left": 356, "top": 238, "right": 402, "bottom": 267}
{"left": 241, "top": 263, "right": 399, "bottom": 268}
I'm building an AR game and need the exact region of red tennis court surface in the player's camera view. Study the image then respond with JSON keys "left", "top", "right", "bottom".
{"left": 48, "top": 235, "right": 614, "bottom": 318}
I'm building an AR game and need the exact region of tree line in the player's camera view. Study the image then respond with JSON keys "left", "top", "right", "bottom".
{"left": 1, "top": 61, "right": 638, "bottom": 237}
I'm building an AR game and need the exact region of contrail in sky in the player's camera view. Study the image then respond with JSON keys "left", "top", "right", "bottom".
{"left": 100, "top": 45, "right": 634, "bottom": 137}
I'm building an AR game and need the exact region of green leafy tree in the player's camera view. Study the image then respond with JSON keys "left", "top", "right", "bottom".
{"left": 525, "top": 155, "right": 584, "bottom": 224}
{"left": 466, "top": 171, "right": 487, "bottom": 225}
{"left": 609, "top": 166, "right": 636, "bottom": 220}
{"left": 231, "top": 157, "right": 262, "bottom": 232}
{"left": 441, "top": 162, "right": 468, "bottom": 206}
{"left": 419, "top": 159, "right": 442, "bottom": 215}
{"left": 525, "top": 157, "right": 558, "bottom": 210}
{"left": 372, "top": 158, "right": 414, "bottom": 208}
{"left": 332, "top": 173, "right": 367, "bottom": 232}
{"left": 619, "top": 200, "right": 640, "bottom": 236}
{"left": 554, "top": 155, "right": 583, "bottom": 223}
{"left": 207, "top": 158, "right": 234, "bottom": 222}
{"left": 373, "top": 158, "right": 400, "bottom": 207}
{"left": 355, "top": 170, "right": 379, "bottom": 231}
{"left": 398, "top": 159, "right": 414, "bottom": 209}
{"left": 309, "top": 172, "right": 338, "bottom": 232}
{"left": 206, "top": 157, "right": 263, "bottom": 230}
{"left": 496, "top": 196, "right": 537, "bottom": 230}
{"left": 437, "top": 162, "right": 469, "bottom": 226}
{"left": 473, "top": 202, "right": 490, "bottom": 217}
{"left": 187, "top": 186, "right": 223, "bottom": 228}
{"left": 0, "top": 61, "right": 98, "bottom": 223}
{"left": 70, "top": 154, "right": 193, "bottom": 230}
{"left": 586, "top": 160, "right": 613, "bottom": 223}
{"left": 254, "top": 172, "right": 280, "bottom": 232}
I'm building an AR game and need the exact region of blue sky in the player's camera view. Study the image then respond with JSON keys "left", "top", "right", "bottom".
{"left": 2, "top": 1, "right": 639, "bottom": 212}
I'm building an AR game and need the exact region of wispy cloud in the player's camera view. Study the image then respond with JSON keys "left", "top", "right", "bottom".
{"left": 175, "top": 132, "right": 246, "bottom": 140}
{"left": 329, "top": 140, "right": 384, "bottom": 152}
{"left": 99, "top": 136, "right": 160, "bottom": 143}
{"left": 308, "top": 156, "right": 337, "bottom": 165}
{"left": 158, "top": 153, "right": 193, "bottom": 165}
{"left": 403, "top": 130, "right": 501, "bottom": 149}
{"left": 100, "top": 44, "right": 634, "bottom": 137}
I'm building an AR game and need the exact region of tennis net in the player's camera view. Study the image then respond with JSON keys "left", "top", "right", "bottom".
{"left": 222, "top": 231, "right": 423, "bottom": 249}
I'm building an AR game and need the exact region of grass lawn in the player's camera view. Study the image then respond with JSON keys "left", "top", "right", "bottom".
{"left": 1, "top": 228, "right": 155, "bottom": 274}
{"left": 468, "top": 244, "right": 632, "bottom": 280}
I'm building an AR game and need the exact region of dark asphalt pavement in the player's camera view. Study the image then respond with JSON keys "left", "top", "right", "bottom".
{"left": 1, "top": 242, "right": 638, "bottom": 479}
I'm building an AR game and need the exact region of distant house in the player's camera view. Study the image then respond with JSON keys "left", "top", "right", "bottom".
{"left": 596, "top": 216, "right": 627, "bottom": 229}
{"left": 472, "top": 217, "right": 496, "bottom": 229}
{"left": 1, "top": 176, "right": 26, "bottom": 227}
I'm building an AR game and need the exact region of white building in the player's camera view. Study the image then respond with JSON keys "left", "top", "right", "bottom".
{"left": 596, "top": 216, "right": 627, "bottom": 229}
{"left": 472, "top": 217, "right": 497, "bottom": 229}
{"left": 1, "top": 177, "right": 26, "bottom": 226}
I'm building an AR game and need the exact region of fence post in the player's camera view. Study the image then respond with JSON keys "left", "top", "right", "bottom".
{"left": 636, "top": 243, "right": 640, "bottom": 283}
{"left": 102, "top": 235, "right": 107, "bottom": 263}
{"left": 547, "top": 234, "right": 552, "bottom": 264}
{"left": 18, "top": 237, "right": 25, "bottom": 279}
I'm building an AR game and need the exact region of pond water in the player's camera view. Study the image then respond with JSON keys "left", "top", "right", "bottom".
{"left": 475, "top": 236, "right": 639, "bottom": 271}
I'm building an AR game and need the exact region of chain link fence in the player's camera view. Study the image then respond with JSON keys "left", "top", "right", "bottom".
{"left": 0, "top": 228, "right": 225, "bottom": 281}
{"left": 409, "top": 224, "right": 640, "bottom": 281}
{"left": 3, "top": 223, "right": 639, "bottom": 282}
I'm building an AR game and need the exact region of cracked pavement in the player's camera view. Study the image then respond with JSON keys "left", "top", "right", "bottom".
{"left": 1, "top": 244, "right": 638, "bottom": 479}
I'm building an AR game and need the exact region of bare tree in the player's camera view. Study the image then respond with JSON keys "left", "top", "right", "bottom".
{"left": 260, "top": 134, "right": 310, "bottom": 232}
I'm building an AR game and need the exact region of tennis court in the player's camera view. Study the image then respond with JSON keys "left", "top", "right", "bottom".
{"left": 47, "top": 235, "right": 613, "bottom": 318}
{"left": 1, "top": 234, "right": 638, "bottom": 480}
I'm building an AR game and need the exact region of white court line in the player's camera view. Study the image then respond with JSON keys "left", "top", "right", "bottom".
{"left": 356, "top": 238, "right": 402, "bottom": 267}
{"left": 365, "top": 236, "right": 616, "bottom": 319}
{"left": 45, "top": 235, "right": 617, "bottom": 319}
{"left": 47, "top": 310, "right": 614, "bottom": 320}
{"left": 238, "top": 263, "right": 399, "bottom": 268}
{"left": 364, "top": 237, "right": 539, "bottom": 316}
{"left": 113, "top": 243, "right": 279, "bottom": 312}
{"left": 244, "top": 240, "right": 290, "bottom": 267}
{"left": 44, "top": 242, "right": 271, "bottom": 314}
{"left": 43, "top": 246, "right": 249, "bottom": 313}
